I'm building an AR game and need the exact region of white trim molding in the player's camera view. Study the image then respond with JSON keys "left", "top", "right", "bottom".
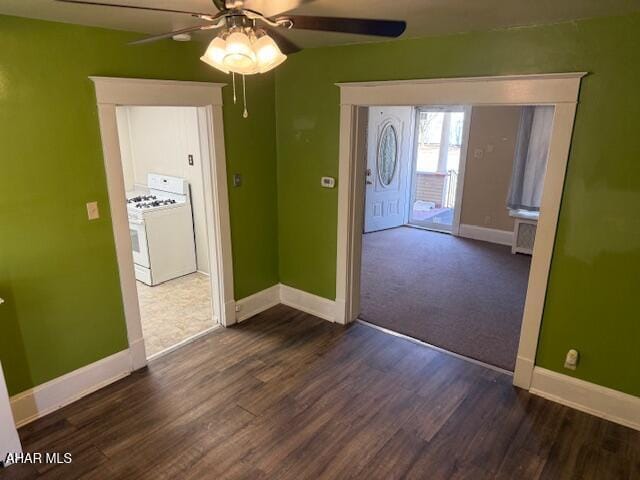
{"left": 10, "top": 350, "right": 131, "bottom": 428}
{"left": 235, "top": 284, "right": 338, "bottom": 323}
{"left": 279, "top": 285, "right": 337, "bottom": 323}
{"left": 1, "top": 362, "right": 21, "bottom": 466}
{"left": 91, "top": 77, "right": 235, "bottom": 373}
{"left": 458, "top": 224, "right": 514, "bottom": 246}
{"left": 336, "top": 73, "right": 586, "bottom": 106}
{"left": 335, "top": 73, "right": 586, "bottom": 390}
{"left": 530, "top": 368, "right": 640, "bottom": 431}
{"left": 235, "top": 285, "right": 281, "bottom": 323}
{"left": 7, "top": 284, "right": 335, "bottom": 428}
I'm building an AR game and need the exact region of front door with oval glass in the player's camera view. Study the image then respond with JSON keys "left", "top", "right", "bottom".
{"left": 364, "top": 107, "right": 414, "bottom": 233}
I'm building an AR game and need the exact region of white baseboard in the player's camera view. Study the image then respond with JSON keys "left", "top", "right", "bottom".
{"left": 7, "top": 284, "right": 337, "bottom": 429}
{"left": 222, "top": 299, "right": 237, "bottom": 327}
{"left": 10, "top": 350, "right": 132, "bottom": 428}
{"left": 234, "top": 284, "right": 337, "bottom": 323}
{"left": 129, "top": 337, "right": 147, "bottom": 371}
{"left": 530, "top": 367, "right": 640, "bottom": 431}
{"left": 458, "top": 224, "right": 513, "bottom": 246}
{"left": 279, "top": 284, "right": 336, "bottom": 323}
{"left": 235, "top": 284, "right": 281, "bottom": 323}
{"left": 513, "top": 355, "right": 535, "bottom": 389}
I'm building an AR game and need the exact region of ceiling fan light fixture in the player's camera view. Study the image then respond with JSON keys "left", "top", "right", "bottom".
{"left": 200, "top": 36, "right": 229, "bottom": 73}
{"left": 223, "top": 31, "right": 258, "bottom": 75}
{"left": 253, "top": 34, "right": 287, "bottom": 73}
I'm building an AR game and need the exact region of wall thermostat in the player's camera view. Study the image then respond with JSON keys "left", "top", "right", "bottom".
{"left": 321, "top": 177, "right": 336, "bottom": 188}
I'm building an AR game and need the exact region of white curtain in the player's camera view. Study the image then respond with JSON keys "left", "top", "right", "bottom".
{"left": 507, "top": 106, "right": 554, "bottom": 212}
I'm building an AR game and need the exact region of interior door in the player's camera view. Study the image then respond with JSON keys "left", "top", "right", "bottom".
{"left": 364, "top": 107, "right": 414, "bottom": 233}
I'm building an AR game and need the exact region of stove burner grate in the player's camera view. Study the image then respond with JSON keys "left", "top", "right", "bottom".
{"left": 127, "top": 195, "right": 157, "bottom": 204}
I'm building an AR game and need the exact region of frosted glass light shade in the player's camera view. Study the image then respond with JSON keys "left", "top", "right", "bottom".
{"left": 253, "top": 35, "right": 287, "bottom": 73}
{"left": 200, "top": 37, "right": 229, "bottom": 73}
{"left": 223, "top": 31, "right": 257, "bottom": 74}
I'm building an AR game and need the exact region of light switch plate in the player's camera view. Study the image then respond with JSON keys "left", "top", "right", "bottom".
{"left": 86, "top": 201, "right": 100, "bottom": 220}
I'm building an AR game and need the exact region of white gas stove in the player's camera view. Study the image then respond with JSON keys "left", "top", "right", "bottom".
{"left": 127, "top": 174, "right": 197, "bottom": 286}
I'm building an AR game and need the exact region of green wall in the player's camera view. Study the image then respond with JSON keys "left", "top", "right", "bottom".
{"left": 0, "top": 15, "right": 279, "bottom": 395}
{"left": 275, "top": 14, "right": 640, "bottom": 396}
{"left": 2, "top": 11, "right": 638, "bottom": 400}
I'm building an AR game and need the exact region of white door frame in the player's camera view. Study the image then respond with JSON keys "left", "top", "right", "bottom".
{"left": 335, "top": 73, "right": 586, "bottom": 389}
{"left": 91, "top": 77, "right": 235, "bottom": 370}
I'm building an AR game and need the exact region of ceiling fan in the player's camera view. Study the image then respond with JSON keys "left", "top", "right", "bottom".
{"left": 55, "top": 0, "right": 406, "bottom": 116}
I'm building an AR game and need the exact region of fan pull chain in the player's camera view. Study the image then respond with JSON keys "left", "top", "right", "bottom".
{"left": 242, "top": 74, "right": 249, "bottom": 119}
{"left": 232, "top": 72, "right": 237, "bottom": 104}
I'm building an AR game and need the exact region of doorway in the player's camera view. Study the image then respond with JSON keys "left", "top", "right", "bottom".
{"left": 335, "top": 74, "right": 584, "bottom": 388}
{"left": 361, "top": 104, "right": 542, "bottom": 371}
{"left": 363, "top": 106, "right": 470, "bottom": 235}
{"left": 91, "top": 77, "right": 234, "bottom": 370}
{"left": 115, "top": 106, "right": 216, "bottom": 359}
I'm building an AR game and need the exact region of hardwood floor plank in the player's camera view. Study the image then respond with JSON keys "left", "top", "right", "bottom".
{"left": 2, "top": 305, "right": 638, "bottom": 480}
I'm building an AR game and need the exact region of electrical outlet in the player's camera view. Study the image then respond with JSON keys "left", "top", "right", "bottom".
{"left": 564, "top": 349, "right": 579, "bottom": 370}
{"left": 474, "top": 148, "right": 483, "bottom": 159}
{"left": 86, "top": 201, "right": 100, "bottom": 220}
{"left": 233, "top": 173, "right": 242, "bottom": 187}
{"left": 188, "top": 154, "right": 194, "bottom": 166}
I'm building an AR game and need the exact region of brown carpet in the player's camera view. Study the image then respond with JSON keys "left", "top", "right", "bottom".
{"left": 360, "top": 227, "right": 531, "bottom": 371}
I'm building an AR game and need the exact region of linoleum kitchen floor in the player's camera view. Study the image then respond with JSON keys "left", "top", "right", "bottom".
{"left": 137, "top": 272, "right": 213, "bottom": 357}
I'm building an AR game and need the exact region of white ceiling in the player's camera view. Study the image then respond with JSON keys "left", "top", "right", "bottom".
{"left": 1, "top": 0, "right": 639, "bottom": 48}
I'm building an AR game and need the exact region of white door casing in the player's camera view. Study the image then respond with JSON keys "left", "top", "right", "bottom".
{"left": 0, "top": 361, "right": 21, "bottom": 466}
{"left": 335, "top": 73, "right": 585, "bottom": 391}
{"left": 90, "top": 77, "right": 235, "bottom": 371}
{"left": 364, "top": 107, "right": 414, "bottom": 232}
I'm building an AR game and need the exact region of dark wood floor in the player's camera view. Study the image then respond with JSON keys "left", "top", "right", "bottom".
{"left": 3, "top": 305, "right": 639, "bottom": 479}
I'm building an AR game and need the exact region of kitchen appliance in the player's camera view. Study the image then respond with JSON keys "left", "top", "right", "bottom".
{"left": 127, "top": 174, "right": 197, "bottom": 286}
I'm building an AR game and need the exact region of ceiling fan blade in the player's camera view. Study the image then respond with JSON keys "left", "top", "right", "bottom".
{"left": 262, "top": 27, "right": 302, "bottom": 54}
{"left": 128, "top": 24, "right": 213, "bottom": 45}
{"left": 212, "top": 0, "right": 227, "bottom": 10}
{"left": 242, "top": 0, "right": 313, "bottom": 17}
{"left": 280, "top": 15, "right": 406, "bottom": 37}
{"left": 55, "top": 0, "right": 214, "bottom": 18}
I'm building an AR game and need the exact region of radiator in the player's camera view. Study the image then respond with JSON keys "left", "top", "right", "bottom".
{"left": 512, "top": 217, "right": 537, "bottom": 255}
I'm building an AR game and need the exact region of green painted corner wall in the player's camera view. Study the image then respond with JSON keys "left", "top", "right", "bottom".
{"left": 0, "top": 15, "right": 279, "bottom": 395}
{"left": 275, "top": 14, "right": 640, "bottom": 396}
